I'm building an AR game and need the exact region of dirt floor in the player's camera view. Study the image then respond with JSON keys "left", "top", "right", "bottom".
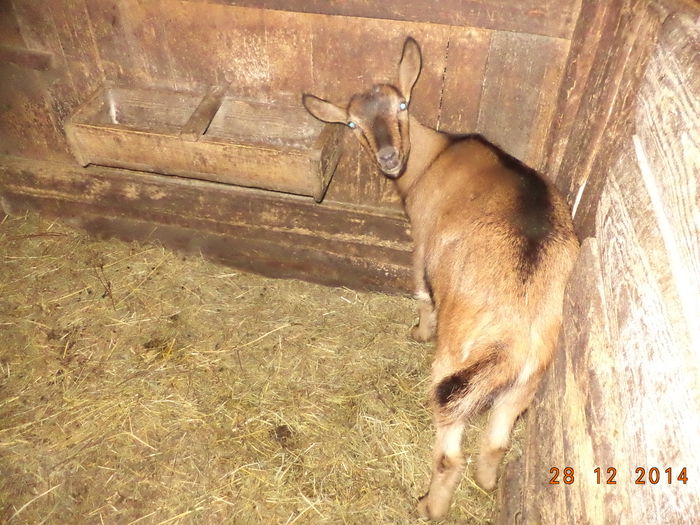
{"left": 0, "top": 212, "right": 522, "bottom": 524}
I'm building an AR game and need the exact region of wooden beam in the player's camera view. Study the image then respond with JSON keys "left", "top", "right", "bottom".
{"left": 0, "top": 45, "right": 53, "bottom": 71}
{"left": 543, "top": 0, "right": 663, "bottom": 238}
{"left": 0, "top": 156, "right": 414, "bottom": 294}
{"left": 195, "top": 0, "right": 580, "bottom": 39}
{"left": 507, "top": 3, "right": 700, "bottom": 523}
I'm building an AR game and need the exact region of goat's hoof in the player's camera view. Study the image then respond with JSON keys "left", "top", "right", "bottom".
{"left": 474, "top": 469, "right": 498, "bottom": 491}
{"left": 417, "top": 493, "right": 448, "bottom": 521}
{"left": 410, "top": 323, "right": 433, "bottom": 343}
{"left": 416, "top": 495, "right": 432, "bottom": 520}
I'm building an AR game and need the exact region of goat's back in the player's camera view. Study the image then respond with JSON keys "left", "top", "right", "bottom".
{"left": 405, "top": 136, "right": 578, "bottom": 370}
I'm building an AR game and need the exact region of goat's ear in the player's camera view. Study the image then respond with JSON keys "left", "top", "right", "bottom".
{"left": 398, "top": 37, "right": 422, "bottom": 102}
{"left": 302, "top": 94, "right": 347, "bottom": 124}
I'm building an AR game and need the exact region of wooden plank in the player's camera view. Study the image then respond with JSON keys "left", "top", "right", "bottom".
{"left": 180, "top": 85, "right": 228, "bottom": 141}
{"left": 0, "top": 63, "right": 70, "bottom": 161}
{"left": 195, "top": 0, "right": 581, "bottom": 39}
{"left": 0, "top": 45, "right": 53, "bottom": 70}
{"left": 2, "top": 2, "right": 71, "bottom": 161}
{"left": 436, "top": 27, "right": 491, "bottom": 134}
{"left": 206, "top": 99, "right": 326, "bottom": 149}
{"left": 11, "top": 1, "right": 61, "bottom": 53}
{"left": 14, "top": 0, "right": 104, "bottom": 108}
{"left": 542, "top": 0, "right": 621, "bottom": 184}
{"left": 593, "top": 147, "right": 698, "bottom": 524}
{"left": 86, "top": 1, "right": 315, "bottom": 101}
{"left": 310, "top": 18, "right": 450, "bottom": 129}
{"left": 89, "top": 87, "right": 204, "bottom": 132}
{"left": 313, "top": 20, "right": 451, "bottom": 209}
{"left": 477, "top": 31, "right": 570, "bottom": 170}
{"left": 495, "top": 456, "right": 524, "bottom": 525}
{"left": 0, "top": 157, "right": 413, "bottom": 294}
{"left": 548, "top": 0, "right": 663, "bottom": 238}
{"left": 316, "top": 20, "right": 571, "bottom": 206}
{"left": 0, "top": 157, "right": 410, "bottom": 243}
{"left": 0, "top": 1, "right": 24, "bottom": 47}
{"left": 323, "top": 133, "right": 404, "bottom": 211}
{"left": 67, "top": 126, "right": 330, "bottom": 198}
{"left": 83, "top": 0, "right": 164, "bottom": 89}
{"left": 631, "top": 10, "right": 700, "bottom": 366}
{"left": 8, "top": 0, "right": 104, "bottom": 162}
{"left": 519, "top": 237, "right": 612, "bottom": 524}
{"left": 45, "top": 0, "right": 105, "bottom": 104}
{"left": 509, "top": 4, "right": 700, "bottom": 523}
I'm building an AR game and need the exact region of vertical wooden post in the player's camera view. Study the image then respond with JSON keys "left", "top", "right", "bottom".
{"left": 500, "top": 2, "right": 700, "bottom": 523}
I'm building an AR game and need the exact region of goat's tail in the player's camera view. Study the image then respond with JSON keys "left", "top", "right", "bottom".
{"left": 432, "top": 342, "right": 514, "bottom": 423}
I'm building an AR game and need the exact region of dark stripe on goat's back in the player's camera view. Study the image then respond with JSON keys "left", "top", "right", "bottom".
{"left": 448, "top": 134, "right": 558, "bottom": 278}
{"left": 513, "top": 169, "right": 556, "bottom": 278}
{"left": 473, "top": 135, "right": 556, "bottom": 279}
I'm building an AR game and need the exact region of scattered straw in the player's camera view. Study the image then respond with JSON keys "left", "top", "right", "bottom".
{"left": 8, "top": 483, "right": 61, "bottom": 521}
{"left": 0, "top": 212, "right": 523, "bottom": 523}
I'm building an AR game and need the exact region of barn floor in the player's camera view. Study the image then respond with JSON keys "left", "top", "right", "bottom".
{"left": 0, "top": 211, "right": 521, "bottom": 524}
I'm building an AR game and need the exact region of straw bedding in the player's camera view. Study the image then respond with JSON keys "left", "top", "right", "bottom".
{"left": 0, "top": 212, "right": 521, "bottom": 524}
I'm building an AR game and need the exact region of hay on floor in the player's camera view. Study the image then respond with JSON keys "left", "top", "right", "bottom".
{"left": 0, "top": 212, "right": 521, "bottom": 524}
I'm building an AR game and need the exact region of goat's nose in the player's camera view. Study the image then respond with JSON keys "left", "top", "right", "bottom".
{"left": 378, "top": 146, "right": 399, "bottom": 168}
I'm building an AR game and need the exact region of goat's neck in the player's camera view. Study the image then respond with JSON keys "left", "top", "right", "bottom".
{"left": 393, "top": 116, "right": 452, "bottom": 201}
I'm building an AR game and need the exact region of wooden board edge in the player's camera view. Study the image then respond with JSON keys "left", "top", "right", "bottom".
{"left": 0, "top": 156, "right": 414, "bottom": 294}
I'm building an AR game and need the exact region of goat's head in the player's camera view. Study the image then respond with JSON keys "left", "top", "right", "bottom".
{"left": 303, "top": 38, "right": 422, "bottom": 178}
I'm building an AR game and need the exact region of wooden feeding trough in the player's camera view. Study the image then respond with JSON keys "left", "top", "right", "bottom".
{"left": 65, "top": 86, "right": 342, "bottom": 202}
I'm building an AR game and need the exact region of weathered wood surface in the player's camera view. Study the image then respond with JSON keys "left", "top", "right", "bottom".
{"left": 1, "top": 0, "right": 575, "bottom": 213}
{"left": 0, "top": 1, "right": 23, "bottom": 47}
{"left": 0, "top": 156, "right": 413, "bottom": 293}
{"left": 542, "top": 0, "right": 665, "bottom": 238}
{"left": 542, "top": 0, "right": 622, "bottom": 183}
{"left": 65, "top": 87, "right": 342, "bottom": 201}
{"left": 502, "top": 4, "right": 700, "bottom": 524}
{"left": 200, "top": 0, "right": 581, "bottom": 39}
{"left": 0, "top": 0, "right": 576, "bottom": 296}
{"left": 476, "top": 31, "right": 569, "bottom": 169}
{"left": 0, "top": 45, "right": 53, "bottom": 71}
{"left": 88, "top": 87, "right": 203, "bottom": 133}
{"left": 0, "top": 1, "right": 103, "bottom": 163}
{"left": 180, "top": 85, "right": 228, "bottom": 141}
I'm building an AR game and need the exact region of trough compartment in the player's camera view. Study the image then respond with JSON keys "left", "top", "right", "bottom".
{"left": 65, "top": 86, "right": 342, "bottom": 201}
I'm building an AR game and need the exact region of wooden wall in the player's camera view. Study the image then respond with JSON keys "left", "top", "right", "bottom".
{"left": 0, "top": 0, "right": 578, "bottom": 292}
{"left": 498, "top": 1, "right": 700, "bottom": 523}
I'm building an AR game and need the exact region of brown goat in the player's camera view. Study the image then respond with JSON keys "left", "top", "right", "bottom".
{"left": 303, "top": 37, "right": 579, "bottom": 520}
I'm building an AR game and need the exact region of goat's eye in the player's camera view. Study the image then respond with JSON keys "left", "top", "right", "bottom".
{"left": 347, "top": 121, "right": 357, "bottom": 129}
{"left": 399, "top": 101, "right": 407, "bottom": 111}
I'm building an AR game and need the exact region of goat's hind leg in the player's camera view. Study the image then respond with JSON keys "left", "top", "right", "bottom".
{"left": 475, "top": 377, "right": 540, "bottom": 490}
{"left": 417, "top": 420, "right": 466, "bottom": 520}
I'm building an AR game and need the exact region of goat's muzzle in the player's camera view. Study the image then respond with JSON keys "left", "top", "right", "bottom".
{"left": 377, "top": 146, "right": 403, "bottom": 177}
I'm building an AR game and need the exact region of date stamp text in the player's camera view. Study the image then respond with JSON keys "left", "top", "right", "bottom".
{"left": 548, "top": 467, "right": 688, "bottom": 485}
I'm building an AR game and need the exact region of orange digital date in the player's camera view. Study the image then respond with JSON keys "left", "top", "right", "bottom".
{"left": 549, "top": 466, "right": 575, "bottom": 484}
{"left": 549, "top": 466, "right": 689, "bottom": 485}
{"left": 632, "top": 467, "right": 688, "bottom": 485}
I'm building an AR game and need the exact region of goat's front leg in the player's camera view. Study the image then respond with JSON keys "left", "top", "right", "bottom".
{"left": 411, "top": 246, "right": 436, "bottom": 342}
{"left": 412, "top": 292, "right": 436, "bottom": 342}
